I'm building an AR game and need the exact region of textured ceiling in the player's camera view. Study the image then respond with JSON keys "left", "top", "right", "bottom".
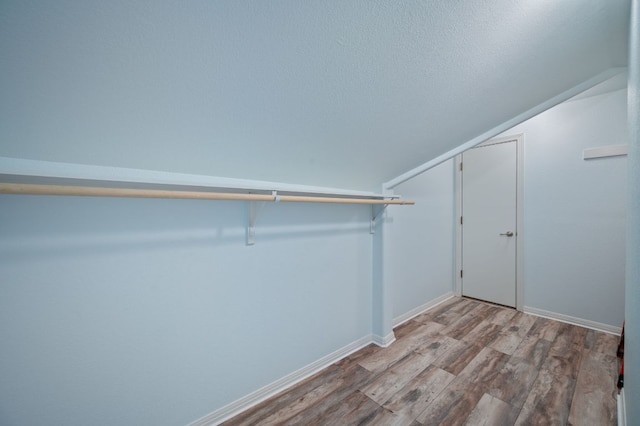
{"left": 0, "top": 1, "right": 631, "bottom": 191}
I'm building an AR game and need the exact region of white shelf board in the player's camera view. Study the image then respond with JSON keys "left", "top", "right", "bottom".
{"left": 583, "top": 144, "right": 628, "bottom": 160}
{"left": 0, "top": 156, "right": 387, "bottom": 198}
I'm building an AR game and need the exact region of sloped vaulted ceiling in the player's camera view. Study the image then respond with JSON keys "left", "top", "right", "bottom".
{"left": 0, "top": 0, "right": 630, "bottom": 191}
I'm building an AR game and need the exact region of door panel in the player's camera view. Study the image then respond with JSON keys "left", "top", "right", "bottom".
{"left": 462, "top": 141, "right": 517, "bottom": 307}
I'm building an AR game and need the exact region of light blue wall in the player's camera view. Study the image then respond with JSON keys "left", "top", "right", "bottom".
{"left": 386, "top": 160, "right": 455, "bottom": 321}
{"left": 508, "top": 88, "right": 628, "bottom": 327}
{"left": 625, "top": 0, "right": 639, "bottom": 422}
{"left": 0, "top": 196, "right": 373, "bottom": 426}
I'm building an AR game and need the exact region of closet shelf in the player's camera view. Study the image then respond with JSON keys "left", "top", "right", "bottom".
{"left": 0, "top": 156, "right": 401, "bottom": 200}
{"left": 0, "top": 183, "right": 414, "bottom": 205}
{"left": 0, "top": 158, "right": 414, "bottom": 244}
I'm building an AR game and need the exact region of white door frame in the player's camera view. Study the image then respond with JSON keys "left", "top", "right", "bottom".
{"left": 454, "top": 133, "right": 525, "bottom": 311}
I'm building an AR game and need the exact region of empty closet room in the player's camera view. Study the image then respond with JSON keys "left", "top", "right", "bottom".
{"left": 1, "top": 1, "right": 638, "bottom": 425}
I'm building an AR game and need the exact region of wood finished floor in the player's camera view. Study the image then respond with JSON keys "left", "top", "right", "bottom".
{"left": 223, "top": 297, "right": 619, "bottom": 426}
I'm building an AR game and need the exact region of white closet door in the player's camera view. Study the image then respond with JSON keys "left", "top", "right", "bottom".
{"left": 462, "top": 141, "right": 517, "bottom": 307}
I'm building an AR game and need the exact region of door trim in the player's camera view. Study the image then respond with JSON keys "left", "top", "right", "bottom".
{"left": 454, "top": 134, "right": 525, "bottom": 311}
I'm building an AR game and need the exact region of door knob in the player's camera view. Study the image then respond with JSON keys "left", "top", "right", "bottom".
{"left": 500, "top": 231, "right": 514, "bottom": 237}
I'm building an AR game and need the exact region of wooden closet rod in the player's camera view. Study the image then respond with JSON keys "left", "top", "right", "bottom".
{"left": 0, "top": 183, "right": 415, "bottom": 205}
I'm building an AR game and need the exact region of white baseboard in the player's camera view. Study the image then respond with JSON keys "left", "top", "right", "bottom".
{"left": 372, "top": 332, "right": 396, "bottom": 348}
{"left": 393, "top": 292, "right": 455, "bottom": 328}
{"left": 188, "top": 335, "right": 373, "bottom": 426}
{"left": 523, "top": 306, "right": 622, "bottom": 335}
{"left": 617, "top": 388, "right": 626, "bottom": 426}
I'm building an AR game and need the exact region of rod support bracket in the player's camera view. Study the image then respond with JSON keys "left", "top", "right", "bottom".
{"left": 247, "top": 200, "right": 268, "bottom": 245}
{"left": 370, "top": 204, "right": 387, "bottom": 234}
{"left": 247, "top": 201, "right": 257, "bottom": 245}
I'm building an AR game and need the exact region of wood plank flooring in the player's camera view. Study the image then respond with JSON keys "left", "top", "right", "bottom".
{"left": 222, "top": 297, "right": 619, "bottom": 426}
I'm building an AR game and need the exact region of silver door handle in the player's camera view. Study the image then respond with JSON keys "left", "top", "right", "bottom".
{"left": 500, "top": 231, "right": 514, "bottom": 237}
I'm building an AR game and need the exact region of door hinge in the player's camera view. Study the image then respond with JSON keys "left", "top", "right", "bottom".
{"left": 460, "top": 270, "right": 463, "bottom": 278}
{"left": 459, "top": 162, "right": 463, "bottom": 171}
{"left": 460, "top": 216, "right": 463, "bottom": 225}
